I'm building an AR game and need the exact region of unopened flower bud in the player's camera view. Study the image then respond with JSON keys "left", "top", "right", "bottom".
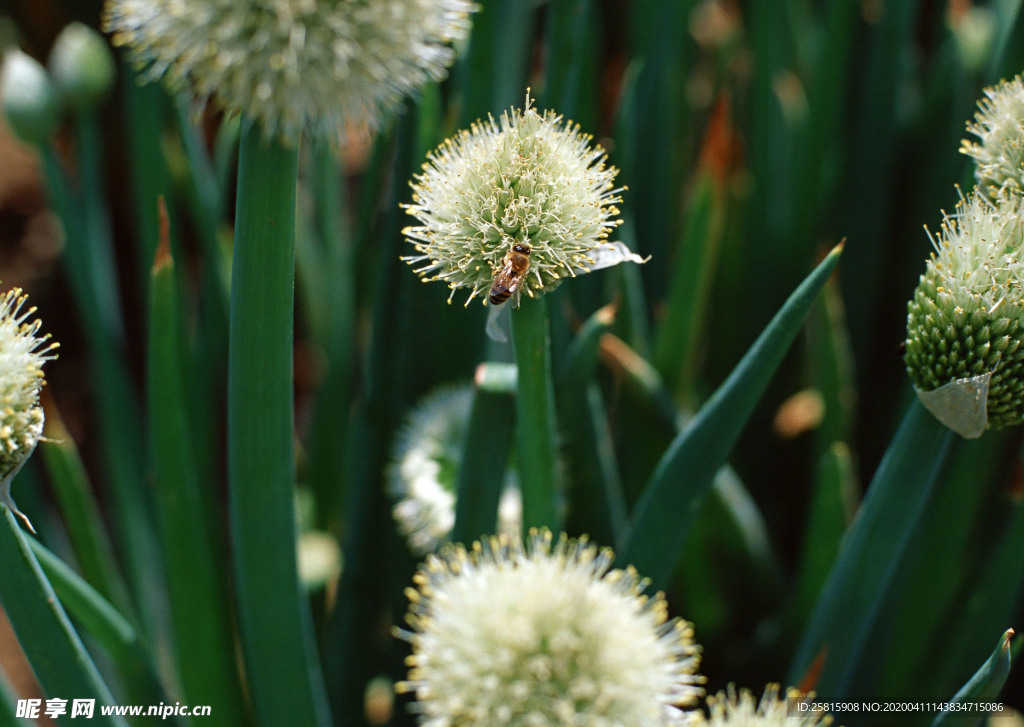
{"left": 1, "top": 50, "right": 62, "bottom": 146}
{"left": 49, "top": 22, "right": 116, "bottom": 113}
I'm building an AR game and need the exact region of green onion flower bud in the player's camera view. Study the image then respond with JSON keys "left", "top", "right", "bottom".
{"left": 705, "top": 685, "right": 833, "bottom": 726}
{"left": 48, "top": 22, "right": 116, "bottom": 114}
{"left": 395, "top": 529, "right": 704, "bottom": 725}
{"left": 1, "top": 50, "right": 62, "bottom": 147}
{"left": 387, "top": 383, "right": 520, "bottom": 555}
{"left": 961, "top": 75, "right": 1024, "bottom": 199}
{"left": 904, "top": 190, "right": 1024, "bottom": 437}
{"left": 403, "top": 93, "right": 646, "bottom": 306}
{"left": 949, "top": 5, "right": 995, "bottom": 74}
{"left": 102, "top": 0, "right": 477, "bottom": 143}
{"left": 0, "top": 287, "right": 58, "bottom": 532}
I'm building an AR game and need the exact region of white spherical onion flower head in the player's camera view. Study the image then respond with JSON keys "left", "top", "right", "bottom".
{"left": 705, "top": 685, "right": 835, "bottom": 727}
{"left": 395, "top": 529, "right": 704, "bottom": 726}
{"left": 403, "top": 93, "right": 646, "bottom": 307}
{"left": 961, "top": 74, "right": 1024, "bottom": 199}
{"left": 387, "top": 383, "right": 521, "bottom": 555}
{"left": 0, "top": 287, "right": 58, "bottom": 533}
{"left": 102, "top": 0, "right": 477, "bottom": 143}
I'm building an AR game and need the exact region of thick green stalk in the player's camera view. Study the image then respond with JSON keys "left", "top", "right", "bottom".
{"left": 74, "top": 110, "right": 124, "bottom": 342}
{"left": 511, "top": 296, "right": 561, "bottom": 531}
{"left": 451, "top": 366, "right": 517, "bottom": 545}
{"left": 228, "top": 123, "right": 330, "bottom": 727}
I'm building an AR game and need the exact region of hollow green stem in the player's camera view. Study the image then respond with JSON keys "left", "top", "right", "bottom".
{"left": 228, "top": 122, "right": 330, "bottom": 727}
{"left": 511, "top": 296, "right": 561, "bottom": 531}
{"left": 452, "top": 365, "right": 517, "bottom": 545}
{"left": 74, "top": 109, "right": 124, "bottom": 343}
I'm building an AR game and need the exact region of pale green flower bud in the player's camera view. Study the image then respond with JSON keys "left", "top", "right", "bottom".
{"left": 0, "top": 287, "right": 58, "bottom": 532}
{"left": 705, "top": 685, "right": 833, "bottom": 726}
{"left": 395, "top": 529, "right": 705, "bottom": 725}
{"left": 49, "top": 22, "right": 116, "bottom": 113}
{"left": 961, "top": 75, "right": 1024, "bottom": 198}
{"left": 387, "top": 383, "right": 520, "bottom": 555}
{"left": 403, "top": 94, "right": 646, "bottom": 306}
{"left": 904, "top": 191, "right": 1024, "bottom": 437}
{"left": 296, "top": 531, "right": 342, "bottom": 590}
{"left": 102, "top": 0, "right": 477, "bottom": 143}
{"left": 1, "top": 50, "right": 62, "bottom": 147}
{"left": 949, "top": 6, "right": 995, "bottom": 73}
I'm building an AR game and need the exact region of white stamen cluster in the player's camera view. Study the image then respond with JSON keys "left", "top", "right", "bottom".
{"left": 403, "top": 95, "right": 630, "bottom": 306}
{"left": 387, "top": 384, "right": 520, "bottom": 555}
{"left": 396, "top": 529, "right": 704, "bottom": 726}
{"left": 103, "top": 0, "right": 477, "bottom": 142}
{"left": 0, "top": 287, "right": 57, "bottom": 532}
{"left": 705, "top": 685, "right": 834, "bottom": 727}
{"left": 961, "top": 75, "right": 1024, "bottom": 199}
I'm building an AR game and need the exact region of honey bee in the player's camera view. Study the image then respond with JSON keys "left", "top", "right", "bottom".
{"left": 488, "top": 243, "right": 532, "bottom": 305}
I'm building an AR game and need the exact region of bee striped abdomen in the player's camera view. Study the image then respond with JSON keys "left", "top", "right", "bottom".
{"left": 488, "top": 243, "right": 532, "bottom": 305}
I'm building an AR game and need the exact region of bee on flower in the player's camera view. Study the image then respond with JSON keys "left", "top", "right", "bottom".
{"left": 402, "top": 92, "right": 647, "bottom": 307}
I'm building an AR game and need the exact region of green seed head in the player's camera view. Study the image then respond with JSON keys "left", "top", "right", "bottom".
{"left": 905, "top": 191, "right": 1024, "bottom": 433}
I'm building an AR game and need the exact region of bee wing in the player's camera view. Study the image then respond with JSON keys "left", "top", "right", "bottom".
{"left": 504, "top": 267, "right": 525, "bottom": 294}
{"left": 486, "top": 302, "right": 511, "bottom": 342}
